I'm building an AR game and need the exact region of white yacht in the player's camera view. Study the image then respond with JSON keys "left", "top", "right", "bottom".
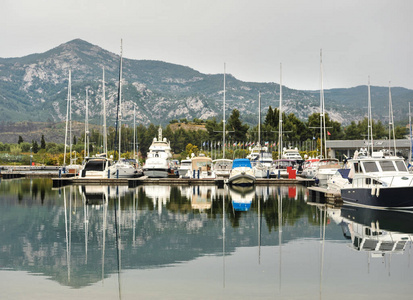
{"left": 313, "top": 158, "right": 341, "bottom": 186}
{"left": 109, "top": 158, "right": 138, "bottom": 178}
{"left": 143, "top": 126, "right": 172, "bottom": 178}
{"left": 328, "top": 150, "right": 413, "bottom": 209}
{"left": 281, "top": 147, "right": 304, "bottom": 163}
{"left": 78, "top": 154, "right": 112, "bottom": 178}
{"left": 247, "top": 144, "right": 273, "bottom": 178}
{"left": 213, "top": 158, "right": 233, "bottom": 178}
{"left": 178, "top": 157, "right": 192, "bottom": 178}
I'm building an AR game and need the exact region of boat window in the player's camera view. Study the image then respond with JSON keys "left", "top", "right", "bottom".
{"left": 363, "top": 162, "right": 379, "bottom": 173}
{"left": 354, "top": 162, "right": 360, "bottom": 173}
{"left": 395, "top": 241, "right": 406, "bottom": 251}
{"left": 379, "top": 242, "right": 394, "bottom": 251}
{"left": 363, "top": 239, "right": 378, "bottom": 251}
{"left": 379, "top": 161, "right": 396, "bottom": 172}
{"left": 395, "top": 161, "right": 408, "bottom": 172}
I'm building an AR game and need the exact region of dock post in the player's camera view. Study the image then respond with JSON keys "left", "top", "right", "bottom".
{"left": 117, "top": 170, "right": 119, "bottom": 179}
{"left": 58, "top": 169, "right": 62, "bottom": 178}
{"left": 193, "top": 170, "right": 196, "bottom": 179}
{"left": 278, "top": 170, "right": 280, "bottom": 179}
{"left": 108, "top": 169, "right": 110, "bottom": 178}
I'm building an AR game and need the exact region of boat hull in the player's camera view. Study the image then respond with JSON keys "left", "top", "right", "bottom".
{"left": 341, "top": 186, "right": 413, "bottom": 209}
{"left": 228, "top": 173, "right": 256, "bottom": 186}
{"left": 143, "top": 168, "right": 169, "bottom": 178}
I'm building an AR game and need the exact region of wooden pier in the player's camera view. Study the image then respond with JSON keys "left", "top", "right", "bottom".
{"left": 307, "top": 186, "right": 342, "bottom": 206}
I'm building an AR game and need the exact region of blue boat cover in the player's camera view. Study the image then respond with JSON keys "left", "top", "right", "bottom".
{"left": 232, "top": 158, "right": 252, "bottom": 169}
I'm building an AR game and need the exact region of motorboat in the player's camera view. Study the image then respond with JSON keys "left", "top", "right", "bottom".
{"left": 178, "top": 157, "right": 192, "bottom": 178}
{"left": 271, "top": 159, "right": 299, "bottom": 178}
{"left": 329, "top": 150, "right": 413, "bottom": 209}
{"left": 313, "top": 158, "right": 341, "bottom": 186}
{"left": 109, "top": 158, "right": 138, "bottom": 178}
{"left": 301, "top": 157, "right": 320, "bottom": 178}
{"left": 227, "top": 158, "right": 256, "bottom": 186}
{"left": 212, "top": 158, "right": 233, "bottom": 178}
{"left": 248, "top": 144, "right": 273, "bottom": 178}
{"left": 143, "top": 126, "right": 172, "bottom": 178}
{"left": 78, "top": 154, "right": 112, "bottom": 178}
{"left": 185, "top": 154, "right": 214, "bottom": 179}
{"left": 281, "top": 147, "right": 304, "bottom": 164}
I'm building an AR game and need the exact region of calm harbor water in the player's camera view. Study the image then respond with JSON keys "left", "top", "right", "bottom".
{"left": 0, "top": 178, "right": 412, "bottom": 299}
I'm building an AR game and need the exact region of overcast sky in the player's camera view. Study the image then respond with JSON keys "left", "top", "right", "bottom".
{"left": 1, "top": 0, "right": 412, "bottom": 90}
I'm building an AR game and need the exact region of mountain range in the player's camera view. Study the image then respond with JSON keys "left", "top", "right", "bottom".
{"left": 1, "top": 39, "right": 412, "bottom": 131}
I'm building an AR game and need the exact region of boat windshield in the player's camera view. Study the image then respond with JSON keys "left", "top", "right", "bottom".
{"left": 395, "top": 161, "right": 408, "bottom": 172}
{"left": 363, "top": 161, "right": 379, "bottom": 173}
{"left": 84, "top": 160, "right": 107, "bottom": 171}
{"left": 181, "top": 161, "right": 191, "bottom": 167}
{"left": 379, "top": 161, "right": 396, "bottom": 172}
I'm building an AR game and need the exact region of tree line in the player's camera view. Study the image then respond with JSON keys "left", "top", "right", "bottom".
{"left": 0, "top": 107, "right": 408, "bottom": 165}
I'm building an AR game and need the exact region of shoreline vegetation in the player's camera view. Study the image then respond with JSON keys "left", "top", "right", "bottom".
{"left": 0, "top": 108, "right": 408, "bottom": 166}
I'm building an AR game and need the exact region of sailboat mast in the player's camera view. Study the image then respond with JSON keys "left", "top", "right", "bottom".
{"left": 367, "top": 77, "right": 374, "bottom": 154}
{"left": 102, "top": 67, "right": 108, "bottom": 155}
{"left": 223, "top": 63, "right": 226, "bottom": 159}
{"left": 114, "top": 40, "right": 122, "bottom": 160}
{"left": 69, "top": 70, "right": 73, "bottom": 164}
{"left": 118, "top": 40, "right": 123, "bottom": 159}
{"left": 63, "top": 70, "right": 71, "bottom": 166}
{"left": 258, "top": 91, "right": 261, "bottom": 146}
{"left": 388, "top": 82, "right": 397, "bottom": 155}
{"left": 278, "top": 63, "right": 283, "bottom": 158}
{"left": 319, "top": 49, "right": 326, "bottom": 158}
{"left": 84, "top": 89, "right": 89, "bottom": 158}
{"left": 409, "top": 102, "right": 412, "bottom": 163}
{"left": 133, "top": 105, "right": 136, "bottom": 160}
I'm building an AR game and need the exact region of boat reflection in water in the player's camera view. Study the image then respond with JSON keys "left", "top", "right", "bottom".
{"left": 2, "top": 178, "right": 413, "bottom": 299}
{"left": 328, "top": 205, "right": 413, "bottom": 257}
{"left": 228, "top": 185, "right": 255, "bottom": 211}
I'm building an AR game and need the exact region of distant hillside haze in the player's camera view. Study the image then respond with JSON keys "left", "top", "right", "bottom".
{"left": 0, "top": 39, "right": 412, "bottom": 129}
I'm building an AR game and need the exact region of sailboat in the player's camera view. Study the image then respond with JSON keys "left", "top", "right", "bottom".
{"left": 79, "top": 67, "right": 112, "bottom": 178}
{"left": 63, "top": 70, "right": 82, "bottom": 175}
{"left": 109, "top": 40, "right": 138, "bottom": 178}
{"left": 313, "top": 51, "right": 339, "bottom": 185}
{"left": 213, "top": 63, "right": 233, "bottom": 178}
{"left": 248, "top": 91, "right": 272, "bottom": 178}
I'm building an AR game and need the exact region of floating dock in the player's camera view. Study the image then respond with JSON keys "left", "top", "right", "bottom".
{"left": 51, "top": 176, "right": 314, "bottom": 188}
{"left": 307, "top": 185, "right": 342, "bottom": 205}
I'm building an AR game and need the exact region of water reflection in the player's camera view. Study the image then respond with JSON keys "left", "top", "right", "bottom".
{"left": 1, "top": 179, "right": 412, "bottom": 299}
{"left": 328, "top": 206, "right": 413, "bottom": 256}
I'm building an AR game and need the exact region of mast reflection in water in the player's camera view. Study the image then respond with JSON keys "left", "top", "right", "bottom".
{"left": 0, "top": 178, "right": 412, "bottom": 299}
